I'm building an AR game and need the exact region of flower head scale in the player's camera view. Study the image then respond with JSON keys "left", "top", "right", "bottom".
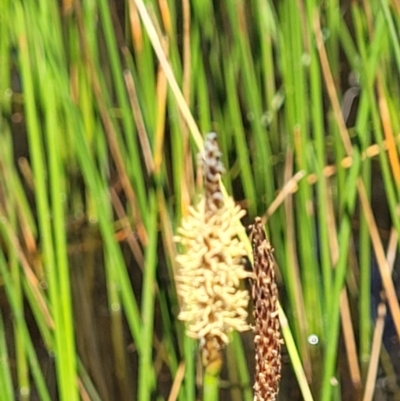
{"left": 174, "top": 133, "right": 251, "bottom": 370}
{"left": 199, "top": 132, "right": 225, "bottom": 213}
{"left": 249, "top": 217, "right": 282, "bottom": 401}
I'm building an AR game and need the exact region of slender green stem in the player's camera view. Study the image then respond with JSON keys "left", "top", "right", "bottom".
{"left": 0, "top": 311, "right": 14, "bottom": 400}
{"left": 203, "top": 370, "right": 219, "bottom": 401}
{"left": 138, "top": 191, "right": 159, "bottom": 401}
{"left": 321, "top": 154, "right": 361, "bottom": 401}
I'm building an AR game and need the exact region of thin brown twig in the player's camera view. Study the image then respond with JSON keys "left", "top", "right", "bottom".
{"left": 128, "top": 0, "right": 143, "bottom": 53}
{"left": 153, "top": 38, "right": 169, "bottom": 175}
{"left": 133, "top": 0, "right": 203, "bottom": 150}
{"left": 377, "top": 75, "right": 400, "bottom": 186}
{"left": 264, "top": 170, "right": 305, "bottom": 221}
{"left": 314, "top": 13, "right": 352, "bottom": 156}
{"left": 362, "top": 228, "right": 397, "bottom": 401}
{"left": 264, "top": 135, "right": 399, "bottom": 220}
{"left": 324, "top": 173, "right": 362, "bottom": 388}
{"left": 110, "top": 187, "right": 144, "bottom": 266}
{"left": 362, "top": 303, "right": 386, "bottom": 401}
{"left": 123, "top": 69, "right": 155, "bottom": 174}
{"left": 158, "top": 0, "right": 172, "bottom": 37}
{"left": 340, "top": 289, "right": 362, "bottom": 391}
{"left": 77, "top": 377, "right": 92, "bottom": 401}
{"left": 180, "top": 0, "right": 194, "bottom": 215}
{"left": 167, "top": 362, "right": 185, "bottom": 401}
{"left": 357, "top": 181, "right": 400, "bottom": 340}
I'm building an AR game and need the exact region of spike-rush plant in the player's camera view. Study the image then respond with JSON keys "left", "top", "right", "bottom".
{"left": 174, "top": 133, "right": 251, "bottom": 399}
{"left": 174, "top": 134, "right": 282, "bottom": 400}
{"left": 4, "top": 1, "right": 400, "bottom": 400}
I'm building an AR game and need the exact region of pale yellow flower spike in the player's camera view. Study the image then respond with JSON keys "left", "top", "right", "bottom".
{"left": 174, "top": 132, "right": 251, "bottom": 373}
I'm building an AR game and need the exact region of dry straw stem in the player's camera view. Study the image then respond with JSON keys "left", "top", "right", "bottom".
{"left": 174, "top": 133, "right": 251, "bottom": 372}
{"left": 250, "top": 217, "right": 282, "bottom": 401}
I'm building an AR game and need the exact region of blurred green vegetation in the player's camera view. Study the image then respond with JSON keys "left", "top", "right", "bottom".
{"left": 1, "top": 0, "right": 400, "bottom": 400}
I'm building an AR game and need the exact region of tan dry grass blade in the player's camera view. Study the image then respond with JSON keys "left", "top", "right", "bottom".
{"left": 250, "top": 217, "right": 282, "bottom": 401}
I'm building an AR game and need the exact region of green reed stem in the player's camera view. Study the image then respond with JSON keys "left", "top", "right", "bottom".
{"left": 138, "top": 191, "right": 158, "bottom": 401}
{"left": 0, "top": 311, "right": 14, "bottom": 401}
{"left": 0, "top": 250, "right": 51, "bottom": 401}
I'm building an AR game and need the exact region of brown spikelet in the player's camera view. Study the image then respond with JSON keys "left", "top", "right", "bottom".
{"left": 199, "top": 132, "right": 225, "bottom": 213}
{"left": 250, "top": 217, "right": 282, "bottom": 401}
{"left": 174, "top": 133, "right": 251, "bottom": 373}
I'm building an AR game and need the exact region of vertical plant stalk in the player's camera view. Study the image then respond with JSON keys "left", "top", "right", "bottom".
{"left": 250, "top": 217, "right": 282, "bottom": 401}
{"left": 175, "top": 133, "right": 251, "bottom": 399}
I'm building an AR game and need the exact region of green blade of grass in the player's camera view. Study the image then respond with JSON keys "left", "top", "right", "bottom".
{"left": 138, "top": 190, "right": 159, "bottom": 401}
{"left": 321, "top": 153, "right": 361, "bottom": 401}
{"left": 15, "top": 3, "right": 79, "bottom": 400}
{"left": 0, "top": 250, "right": 52, "bottom": 401}
{"left": 0, "top": 311, "right": 15, "bottom": 401}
